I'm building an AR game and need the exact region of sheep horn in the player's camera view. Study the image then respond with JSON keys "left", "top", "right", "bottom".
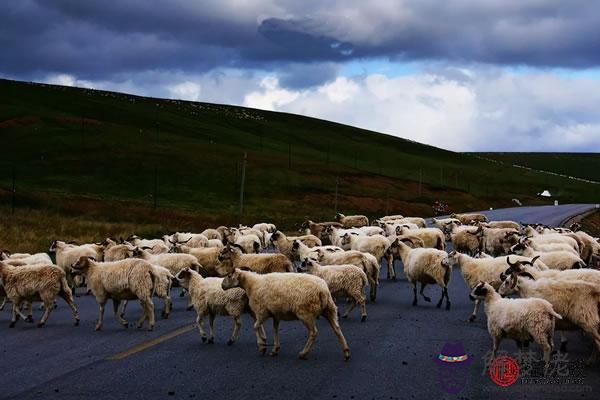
{"left": 506, "top": 256, "right": 520, "bottom": 267}
{"left": 399, "top": 238, "right": 414, "bottom": 246}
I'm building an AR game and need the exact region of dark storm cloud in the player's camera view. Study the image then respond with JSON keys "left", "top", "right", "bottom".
{"left": 1, "top": 0, "right": 600, "bottom": 83}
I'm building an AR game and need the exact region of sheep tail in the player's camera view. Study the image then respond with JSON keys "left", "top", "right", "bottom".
{"left": 549, "top": 309, "right": 562, "bottom": 320}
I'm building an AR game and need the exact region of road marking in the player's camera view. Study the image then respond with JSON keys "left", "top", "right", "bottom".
{"left": 107, "top": 324, "right": 195, "bottom": 361}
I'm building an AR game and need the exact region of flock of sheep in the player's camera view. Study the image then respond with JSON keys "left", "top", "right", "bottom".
{"left": 1, "top": 211, "right": 600, "bottom": 365}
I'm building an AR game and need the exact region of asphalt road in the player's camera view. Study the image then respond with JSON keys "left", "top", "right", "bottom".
{"left": 1, "top": 203, "right": 598, "bottom": 400}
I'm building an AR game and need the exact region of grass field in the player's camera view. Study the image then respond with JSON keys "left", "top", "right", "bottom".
{"left": 0, "top": 78, "right": 598, "bottom": 251}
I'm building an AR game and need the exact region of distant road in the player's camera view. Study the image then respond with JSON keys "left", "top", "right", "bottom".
{"left": 1, "top": 204, "right": 598, "bottom": 400}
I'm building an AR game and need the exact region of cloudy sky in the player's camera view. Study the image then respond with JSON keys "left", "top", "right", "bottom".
{"left": 2, "top": 0, "right": 600, "bottom": 152}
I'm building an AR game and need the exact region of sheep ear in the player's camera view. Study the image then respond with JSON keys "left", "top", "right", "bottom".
{"left": 240, "top": 266, "right": 251, "bottom": 271}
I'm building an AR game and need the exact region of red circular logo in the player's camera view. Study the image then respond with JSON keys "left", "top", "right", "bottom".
{"left": 489, "top": 356, "right": 520, "bottom": 387}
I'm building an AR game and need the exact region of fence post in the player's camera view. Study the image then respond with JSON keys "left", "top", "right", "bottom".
{"left": 418, "top": 168, "right": 422, "bottom": 196}
{"left": 11, "top": 164, "right": 16, "bottom": 215}
{"left": 239, "top": 152, "right": 247, "bottom": 224}
{"left": 153, "top": 166, "right": 158, "bottom": 210}
{"left": 288, "top": 142, "right": 291, "bottom": 169}
{"left": 334, "top": 176, "right": 339, "bottom": 214}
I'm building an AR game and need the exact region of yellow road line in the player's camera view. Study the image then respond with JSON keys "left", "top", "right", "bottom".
{"left": 107, "top": 324, "right": 195, "bottom": 361}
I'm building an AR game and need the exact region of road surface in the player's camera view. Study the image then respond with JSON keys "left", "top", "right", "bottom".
{"left": 0, "top": 204, "right": 598, "bottom": 400}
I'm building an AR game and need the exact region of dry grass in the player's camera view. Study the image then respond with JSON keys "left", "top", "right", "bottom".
{"left": 580, "top": 210, "right": 600, "bottom": 237}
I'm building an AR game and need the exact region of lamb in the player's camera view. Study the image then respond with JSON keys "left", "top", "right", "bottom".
{"left": 341, "top": 234, "right": 390, "bottom": 266}
{"left": 316, "top": 249, "right": 380, "bottom": 301}
{"left": 299, "top": 258, "right": 368, "bottom": 321}
{"left": 510, "top": 240, "right": 585, "bottom": 270}
{"left": 270, "top": 231, "right": 322, "bottom": 261}
{"left": 335, "top": 213, "right": 369, "bottom": 228}
{"left": 471, "top": 281, "right": 560, "bottom": 365}
{"left": 450, "top": 213, "right": 488, "bottom": 224}
{"left": 398, "top": 227, "right": 445, "bottom": 250}
{"left": 0, "top": 262, "right": 80, "bottom": 328}
{"left": 448, "top": 252, "right": 547, "bottom": 322}
{"left": 176, "top": 267, "right": 252, "bottom": 345}
{"left": 392, "top": 239, "right": 451, "bottom": 309}
{"left": 221, "top": 268, "right": 350, "bottom": 360}
{"left": 215, "top": 245, "right": 294, "bottom": 276}
{"left": 70, "top": 256, "right": 158, "bottom": 331}
{"left": 498, "top": 271, "right": 600, "bottom": 364}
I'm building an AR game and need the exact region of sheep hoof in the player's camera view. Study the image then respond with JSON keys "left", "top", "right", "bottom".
{"left": 186, "top": 305, "right": 193, "bottom": 311}
{"left": 436, "top": 301, "right": 442, "bottom": 308}
{"left": 298, "top": 353, "right": 308, "bottom": 360}
{"left": 122, "top": 323, "right": 129, "bottom": 329}
{"left": 446, "top": 302, "right": 451, "bottom": 311}
{"left": 468, "top": 315, "right": 476, "bottom": 323}
{"left": 25, "top": 315, "right": 34, "bottom": 323}
{"left": 201, "top": 336, "right": 207, "bottom": 343}
{"left": 259, "top": 348, "right": 267, "bottom": 356}
{"left": 208, "top": 338, "right": 214, "bottom": 344}
{"left": 9, "top": 322, "right": 15, "bottom": 328}
{"left": 342, "top": 314, "right": 348, "bottom": 319}
{"left": 423, "top": 296, "right": 431, "bottom": 303}
{"left": 361, "top": 315, "right": 367, "bottom": 322}
{"left": 179, "top": 291, "right": 185, "bottom": 297}
{"left": 227, "top": 339, "right": 234, "bottom": 346}
{"left": 119, "top": 313, "right": 125, "bottom": 319}
{"left": 370, "top": 296, "right": 376, "bottom": 302}
{"left": 147, "top": 325, "right": 154, "bottom": 332}
{"left": 269, "top": 350, "right": 279, "bottom": 357}
{"left": 36, "top": 322, "right": 45, "bottom": 328}
{"left": 391, "top": 277, "right": 397, "bottom": 281}
{"left": 412, "top": 300, "right": 418, "bottom": 307}
{"left": 161, "top": 312, "right": 169, "bottom": 319}
{"left": 95, "top": 325, "right": 102, "bottom": 331}
{"left": 344, "top": 350, "right": 351, "bottom": 361}
{"left": 74, "top": 319, "right": 80, "bottom": 327}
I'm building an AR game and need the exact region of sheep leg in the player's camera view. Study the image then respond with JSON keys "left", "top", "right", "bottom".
{"left": 298, "top": 317, "right": 318, "bottom": 360}
{"left": 207, "top": 313, "right": 216, "bottom": 344}
{"left": 444, "top": 288, "right": 451, "bottom": 310}
{"left": 227, "top": 315, "right": 242, "bottom": 346}
{"left": 420, "top": 283, "right": 431, "bottom": 302}
{"left": 37, "top": 297, "right": 54, "bottom": 328}
{"left": 342, "top": 300, "right": 356, "bottom": 319}
{"left": 59, "top": 288, "right": 80, "bottom": 326}
{"left": 196, "top": 313, "right": 208, "bottom": 342}
{"left": 468, "top": 299, "right": 481, "bottom": 322}
{"left": 436, "top": 288, "right": 444, "bottom": 308}
{"left": 253, "top": 318, "right": 268, "bottom": 355}
{"left": 491, "top": 336, "right": 502, "bottom": 359}
{"left": 0, "top": 296, "right": 5, "bottom": 311}
{"left": 95, "top": 301, "right": 106, "bottom": 331}
{"left": 9, "top": 302, "right": 20, "bottom": 328}
{"left": 162, "top": 295, "right": 172, "bottom": 319}
{"left": 559, "top": 331, "right": 568, "bottom": 353}
{"left": 412, "top": 284, "right": 418, "bottom": 306}
{"left": 538, "top": 335, "right": 553, "bottom": 368}
{"left": 323, "top": 305, "right": 350, "bottom": 361}
{"left": 137, "top": 298, "right": 155, "bottom": 331}
{"left": 113, "top": 299, "right": 129, "bottom": 328}
{"left": 14, "top": 301, "right": 29, "bottom": 322}
{"left": 25, "top": 302, "right": 33, "bottom": 323}
{"left": 119, "top": 300, "right": 128, "bottom": 319}
{"left": 270, "top": 319, "right": 280, "bottom": 356}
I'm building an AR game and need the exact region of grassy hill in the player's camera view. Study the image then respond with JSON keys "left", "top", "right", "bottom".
{"left": 476, "top": 153, "right": 600, "bottom": 183}
{"left": 0, "top": 78, "right": 598, "bottom": 251}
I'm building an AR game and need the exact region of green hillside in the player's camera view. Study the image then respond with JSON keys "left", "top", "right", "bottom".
{"left": 476, "top": 153, "right": 600, "bottom": 183}
{"left": 0, "top": 78, "right": 598, "bottom": 251}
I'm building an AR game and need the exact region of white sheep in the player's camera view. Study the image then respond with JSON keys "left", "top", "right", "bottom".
{"left": 127, "top": 235, "right": 169, "bottom": 254}
{"left": 510, "top": 240, "right": 585, "bottom": 270}
{"left": 176, "top": 267, "right": 253, "bottom": 345}
{"left": 392, "top": 239, "right": 452, "bottom": 309}
{"left": 399, "top": 227, "right": 445, "bottom": 250}
{"left": 341, "top": 233, "right": 390, "bottom": 267}
{"left": 290, "top": 240, "right": 343, "bottom": 262}
{"left": 0, "top": 262, "right": 80, "bottom": 328}
{"left": 335, "top": 213, "right": 369, "bottom": 228}
{"left": 269, "top": 231, "right": 322, "bottom": 260}
{"left": 299, "top": 258, "right": 368, "bottom": 321}
{"left": 471, "top": 281, "right": 560, "bottom": 365}
{"left": 499, "top": 271, "right": 600, "bottom": 365}
{"left": 215, "top": 245, "right": 294, "bottom": 276}
{"left": 316, "top": 249, "right": 380, "bottom": 301}
{"left": 70, "top": 256, "right": 158, "bottom": 331}
{"left": 221, "top": 268, "right": 350, "bottom": 360}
